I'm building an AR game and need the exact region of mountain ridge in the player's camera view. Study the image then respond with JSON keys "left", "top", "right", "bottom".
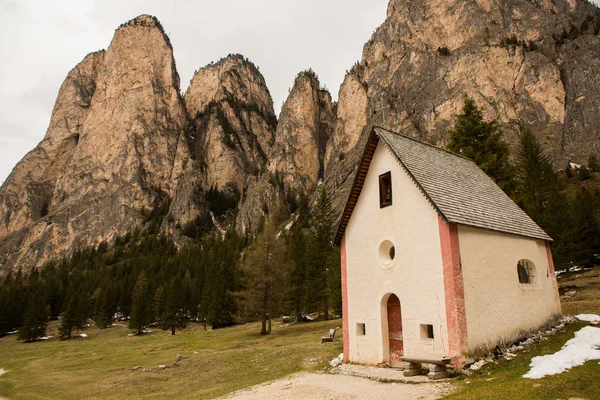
{"left": 1, "top": 0, "right": 600, "bottom": 271}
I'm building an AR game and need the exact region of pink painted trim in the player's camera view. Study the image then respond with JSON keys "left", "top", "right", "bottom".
{"left": 438, "top": 217, "right": 468, "bottom": 369}
{"left": 545, "top": 242, "right": 562, "bottom": 314}
{"left": 341, "top": 235, "right": 350, "bottom": 361}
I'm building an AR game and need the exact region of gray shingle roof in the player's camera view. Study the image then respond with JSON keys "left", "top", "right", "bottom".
{"left": 376, "top": 127, "right": 552, "bottom": 242}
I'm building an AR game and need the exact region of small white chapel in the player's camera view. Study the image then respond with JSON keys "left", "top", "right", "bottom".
{"left": 334, "top": 126, "right": 562, "bottom": 369}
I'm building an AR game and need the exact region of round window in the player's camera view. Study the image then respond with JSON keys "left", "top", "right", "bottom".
{"left": 379, "top": 240, "right": 396, "bottom": 265}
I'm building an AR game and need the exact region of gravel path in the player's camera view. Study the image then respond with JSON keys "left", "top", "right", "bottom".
{"left": 218, "top": 372, "right": 454, "bottom": 400}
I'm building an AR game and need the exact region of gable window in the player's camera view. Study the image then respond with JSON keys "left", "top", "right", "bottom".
{"left": 517, "top": 259, "right": 535, "bottom": 284}
{"left": 379, "top": 172, "right": 392, "bottom": 208}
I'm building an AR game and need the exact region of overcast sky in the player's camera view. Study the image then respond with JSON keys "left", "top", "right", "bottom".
{"left": 1, "top": 1, "right": 599, "bottom": 186}
{"left": 0, "top": 0, "right": 389, "bottom": 185}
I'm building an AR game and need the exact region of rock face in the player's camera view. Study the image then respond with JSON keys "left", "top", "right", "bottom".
{"left": 0, "top": 15, "right": 187, "bottom": 270}
{"left": 0, "top": 51, "right": 105, "bottom": 240}
{"left": 184, "top": 55, "right": 277, "bottom": 193}
{"left": 268, "top": 70, "right": 335, "bottom": 192}
{"left": 333, "top": 0, "right": 600, "bottom": 168}
{"left": 2, "top": 1, "right": 600, "bottom": 271}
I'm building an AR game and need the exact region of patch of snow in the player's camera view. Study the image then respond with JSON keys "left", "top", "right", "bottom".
{"left": 523, "top": 326, "right": 600, "bottom": 379}
{"left": 576, "top": 314, "right": 600, "bottom": 323}
{"left": 329, "top": 353, "right": 343, "bottom": 367}
{"left": 470, "top": 359, "right": 487, "bottom": 370}
{"left": 209, "top": 211, "right": 226, "bottom": 240}
{"left": 285, "top": 219, "right": 295, "bottom": 231}
{"left": 6, "top": 330, "right": 18, "bottom": 335}
{"left": 569, "top": 162, "right": 581, "bottom": 170}
{"left": 568, "top": 266, "right": 583, "bottom": 272}
{"left": 39, "top": 336, "right": 53, "bottom": 340}
{"left": 80, "top": 333, "right": 88, "bottom": 338}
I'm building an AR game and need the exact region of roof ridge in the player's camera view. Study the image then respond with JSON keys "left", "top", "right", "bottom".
{"left": 374, "top": 126, "right": 475, "bottom": 163}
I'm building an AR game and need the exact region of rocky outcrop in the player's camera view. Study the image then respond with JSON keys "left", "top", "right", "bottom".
{"left": 184, "top": 55, "right": 276, "bottom": 194}
{"left": 0, "top": 51, "right": 105, "bottom": 240}
{"left": 3, "top": 1, "right": 600, "bottom": 271}
{"left": 324, "top": 72, "right": 368, "bottom": 172}
{"left": 331, "top": 0, "right": 600, "bottom": 170}
{"left": 268, "top": 70, "right": 335, "bottom": 192}
{"left": 0, "top": 15, "right": 187, "bottom": 270}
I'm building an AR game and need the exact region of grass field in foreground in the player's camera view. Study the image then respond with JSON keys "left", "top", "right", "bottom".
{"left": 444, "top": 268, "right": 600, "bottom": 400}
{"left": 0, "top": 319, "right": 342, "bottom": 400}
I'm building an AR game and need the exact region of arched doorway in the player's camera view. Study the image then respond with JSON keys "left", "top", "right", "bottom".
{"left": 387, "top": 294, "right": 403, "bottom": 367}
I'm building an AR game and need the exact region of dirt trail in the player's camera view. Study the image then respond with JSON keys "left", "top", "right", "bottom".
{"left": 218, "top": 372, "right": 453, "bottom": 400}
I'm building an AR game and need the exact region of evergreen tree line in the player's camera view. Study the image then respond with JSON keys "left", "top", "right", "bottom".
{"left": 0, "top": 187, "right": 341, "bottom": 341}
{"left": 448, "top": 96, "right": 600, "bottom": 270}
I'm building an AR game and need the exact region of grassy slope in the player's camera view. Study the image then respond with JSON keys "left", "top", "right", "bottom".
{"left": 0, "top": 319, "right": 342, "bottom": 400}
{"left": 444, "top": 268, "right": 600, "bottom": 400}
{"left": 1, "top": 271, "right": 598, "bottom": 400}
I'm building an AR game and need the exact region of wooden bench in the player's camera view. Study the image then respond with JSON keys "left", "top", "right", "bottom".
{"left": 400, "top": 357, "right": 451, "bottom": 380}
{"left": 321, "top": 328, "right": 338, "bottom": 343}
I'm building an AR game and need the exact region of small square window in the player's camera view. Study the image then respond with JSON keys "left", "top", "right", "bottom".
{"left": 379, "top": 172, "right": 392, "bottom": 208}
{"left": 420, "top": 324, "right": 434, "bottom": 339}
{"left": 356, "top": 323, "right": 366, "bottom": 336}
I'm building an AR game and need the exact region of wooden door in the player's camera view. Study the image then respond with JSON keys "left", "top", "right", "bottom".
{"left": 387, "top": 294, "right": 403, "bottom": 367}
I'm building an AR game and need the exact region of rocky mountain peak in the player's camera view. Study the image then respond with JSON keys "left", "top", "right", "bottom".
{"left": 0, "top": 14, "right": 186, "bottom": 270}
{"left": 268, "top": 70, "right": 335, "bottom": 192}
{"left": 183, "top": 53, "right": 276, "bottom": 195}
{"left": 346, "top": 0, "right": 600, "bottom": 168}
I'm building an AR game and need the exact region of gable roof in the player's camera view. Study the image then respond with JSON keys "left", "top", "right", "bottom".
{"left": 334, "top": 127, "right": 552, "bottom": 245}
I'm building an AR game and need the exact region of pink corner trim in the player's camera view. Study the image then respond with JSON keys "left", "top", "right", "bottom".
{"left": 545, "top": 242, "right": 562, "bottom": 314}
{"left": 341, "top": 235, "right": 350, "bottom": 361}
{"left": 438, "top": 217, "right": 468, "bottom": 369}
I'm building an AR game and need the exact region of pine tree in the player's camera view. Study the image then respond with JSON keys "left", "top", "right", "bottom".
{"left": 129, "top": 272, "right": 152, "bottom": 334}
{"left": 565, "top": 162, "right": 573, "bottom": 178}
{"left": 448, "top": 95, "right": 514, "bottom": 195}
{"left": 17, "top": 293, "right": 49, "bottom": 342}
{"left": 94, "top": 284, "right": 116, "bottom": 329}
{"left": 588, "top": 153, "right": 600, "bottom": 172}
{"left": 579, "top": 165, "right": 591, "bottom": 180}
{"left": 514, "top": 128, "right": 573, "bottom": 266}
{"left": 199, "top": 231, "right": 241, "bottom": 328}
{"left": 515, "top": 129, "right": 560, "bottom": 224}
{"left": 156, "top": 276, "right": 188, "bottom": 335}
{"left": 288, "top": 220, "right": 309, "bottom": 322}
{"left": 307, "top": 186, "right": 340, "bottom": 320}
{"left": 566, "top": 188, "right": 600, "bottom": 268}
{"left": 239, "top": 220, "right": 291, "bottom": 334}
{"left": 59, "top": 290, "right": 89, "bottom": 339}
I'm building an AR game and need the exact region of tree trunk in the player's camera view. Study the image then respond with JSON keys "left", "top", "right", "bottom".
{"left": 261, "top": 315, "right": 268, "bottom": 335}
{"left": 171, "top": 325, "right": 175, "bottom": 335}
{"left": 267, "top": 314, "right": 271, "bottom": 334}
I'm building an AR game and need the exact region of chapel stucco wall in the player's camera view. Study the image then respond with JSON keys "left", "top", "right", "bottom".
{"left": 344, "top": 143, "right": 449, "bottom": 364}
{"left": 458, "top": 225, "right": 561, "bottom": 353}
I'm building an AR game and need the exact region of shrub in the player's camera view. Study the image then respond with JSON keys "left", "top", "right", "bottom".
{"left": 437, "top": 47, "right": 450, "bottom": 56}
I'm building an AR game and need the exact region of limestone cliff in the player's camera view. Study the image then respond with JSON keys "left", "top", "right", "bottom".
{"left": 3, "top": 1, "right": 600, "bottom": 271}
{"left": 0, "top": 51, "right": 105, "bottom": 240}
{"left": 184, "top": 55, "right": 277, "bottom": 194}
{"left": 167, "top": 55, "right": 278, "bottom": 237}
{"left": 0, "top": 15, "right": 186, "bottom": 270}
{"left": 332, "top": 0, "right": 600, "bottom": 170}
{"left": 268, "top": 70, "right": 335, "bottom": 192}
